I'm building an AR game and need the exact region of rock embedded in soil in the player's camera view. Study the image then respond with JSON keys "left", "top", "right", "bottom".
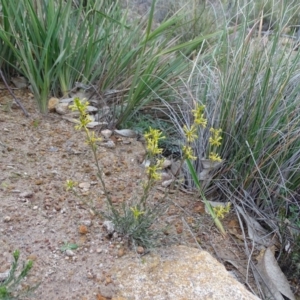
{"left": 81, "top": 220, "right": 92, "bottom": 227}
{"left": 101, "top": 129, "right": 113, "bottom": 139}
{"left": 66, "top": 250, "right": 75, "bottom": 257}
{"left": 0, "top": 271, "right": 9, "bottom": 282}
{"left": 114, "top": 129, "right": 136, "bottom": 138}
{"left": 3, "top": 216, "right": 11, "bottom": 222}
{"left": 111, "top": 245, "right": 261, "bottom": 300}
{"left": 55, "top": 102, "right": 70, "bottom": 115}
{"left": 19, "top": 190, "right": 33, "bottom": 198}
{"left": 103, "top": 220, "right": 115, "bottom": 235}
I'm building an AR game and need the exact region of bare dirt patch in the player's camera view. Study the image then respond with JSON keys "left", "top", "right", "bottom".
{"left": 0, "top": 86, "right": 267, "bottom": 299}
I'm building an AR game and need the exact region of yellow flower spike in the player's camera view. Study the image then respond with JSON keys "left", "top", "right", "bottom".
{"left": 144, "top": 127, "right": 165, "bottom": 156}
{"left": 144, "top": 127, "right": 165, "bottom": 142}
{"left": 131, "top": 206, "right": 145, "bottom": 220}
{"left": 146, "top": 138, "right": 163, "bottom": 155}
{"left": 192, "top": 104, "right": 205, "bottom": 117}
{"left": 183, "top": 124, "right": 198, "bottom": 143}
{"left": 194, "top": 113, "right": 207, "bottom": 127}
{"left": 86, "top": 131, "right": 101, "bottom": 147}
{"left": 192, "top": 104, "right": 207, "bottom": 128}
{"left": 182, "top": 145, "right": 197, "bottom": 160}
{"left": 70, "top": 98, "right": 92, "bottom": 130}
{"left": 209, "top": 128, "right": 222, "bottom": 147}
{"left": 209, "top": 152, "right": 222, "bottom": 162}
{"left": 146, "top": 162, "right": 162, "bottom": 181}
{"left": 74, "top": 114, "right": 91, "bottom": 130}
{"left": 70, "top": 97, "right": 90, "bottom": 113}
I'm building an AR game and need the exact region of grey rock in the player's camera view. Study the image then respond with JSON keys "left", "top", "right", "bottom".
{"left": 19, "top": 191, "right": 33, "bottom": 198}
{"left": 65, "top": 249, "right": 75, "bottom": 257}
{"left": 0, "top": 271, "right": 9, "bottom": 282}
{"left": 111, "top": 245, "right": 260, "bottom": 300}
{"left": 103, "top": 220, "right": 115, "bottom": 235}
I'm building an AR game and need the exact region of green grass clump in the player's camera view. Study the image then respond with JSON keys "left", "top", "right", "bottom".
{"left": 0, "top": 250, "right": 38, "bottom": 300}
{"left": 153, "top": 1, "right": 300, "bottom": 296}
{"left": 0, "top": 0, "right": 219, "bottom": 117}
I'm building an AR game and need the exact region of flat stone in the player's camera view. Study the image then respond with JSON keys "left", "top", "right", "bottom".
{"left": 111, "top": 245, "right": 260, "bottom": 300}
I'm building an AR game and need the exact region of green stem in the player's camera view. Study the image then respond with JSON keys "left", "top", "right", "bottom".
{"left": 83, "top": 127, "right": 118, "bottom": 219}
{"left": 186, "top": 158, "right": 227, "bottom": 237}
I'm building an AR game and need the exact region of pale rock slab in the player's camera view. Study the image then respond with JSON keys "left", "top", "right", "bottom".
{"left": 111, "top": 245, "right": 260, "bottom": 300}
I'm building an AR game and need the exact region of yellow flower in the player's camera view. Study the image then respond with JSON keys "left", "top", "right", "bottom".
{"left": 209, "top": 152, "right": 222, "bottom": 162}
{"left": 65, "top": 179, "right": 77, "bottom": 191}
{"left": 86, "top": 131, "right": 101, "bottom": 147}
{"left": 192, "top": 104, "right": 205, "bottom": 117}
{"left": 183, "top": 124, "right": 198, "bottom": 143}
{"left": 194, "top": 114, "right": 207, "bottom": 128}
{"left": 69, "top": 97, "right": 90, "bottom": 113}
{"left": 131, "top": 206, "right": 145, "bottom": 220}
{"left": 146, "top": 139, "right": 163, "bottom": 155}
{"left": 209, "top": 128, "right": 222, "bottom": 147}
{"left": 144, "top": 127, "right": 165, "bottom": 156}
{"left": 182, "top": 145, "right": 197, "bottom": 160}
{"left": 69, "top": 98, "right": 92, "bottom": 130}
{"left": 144, "top": 127, "right": 165, "bottom": 142}
{"left": 213, "top": 203, "right": 231, "bottom": 219}
{"left": 192, "top": 104, "right": 207, "bottom": 128}
{"left": 74, "top": 114, "right": 92, "bottom": 130}
{"left": 146, "top": 160, "right": 162, "bottom": 180}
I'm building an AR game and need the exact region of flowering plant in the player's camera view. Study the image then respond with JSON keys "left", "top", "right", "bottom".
{"left": 182, "top": 103, "right": 227, "bottom": 236}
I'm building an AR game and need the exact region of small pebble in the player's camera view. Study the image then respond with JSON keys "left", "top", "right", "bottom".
{"left": 3, "top": 216, "right": 11, "bottom": 223}
{"left": 137, "top": 246, "right": 144, "bottom": 254}
{"left": 32, "top": 206, "right": 38, "bottom": 210}
{"left": 101, "top": 129, "right": 113, "bottom": 139}
{"left": 78, "top": 225, "right": 88, "bottom": 234}
{"left": 117, "top": 248, "right": 125, "bottom": 257}
{"left": 87, "top": 272, "right": 94, "bottom": 279}
{"left": 27, "top": 254, "right": 38, "bottom": 261}
{"left": 96, "top": 248, "right": 102, "bottom": 254}
{"left": 66, "top": 250, "right": 75, "bottom": 257}
{"left": 81, "top": 220, "right": 92, "bottom": 227}
{"left": 101, "top": 140, "right": 115, "bottom": 149}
